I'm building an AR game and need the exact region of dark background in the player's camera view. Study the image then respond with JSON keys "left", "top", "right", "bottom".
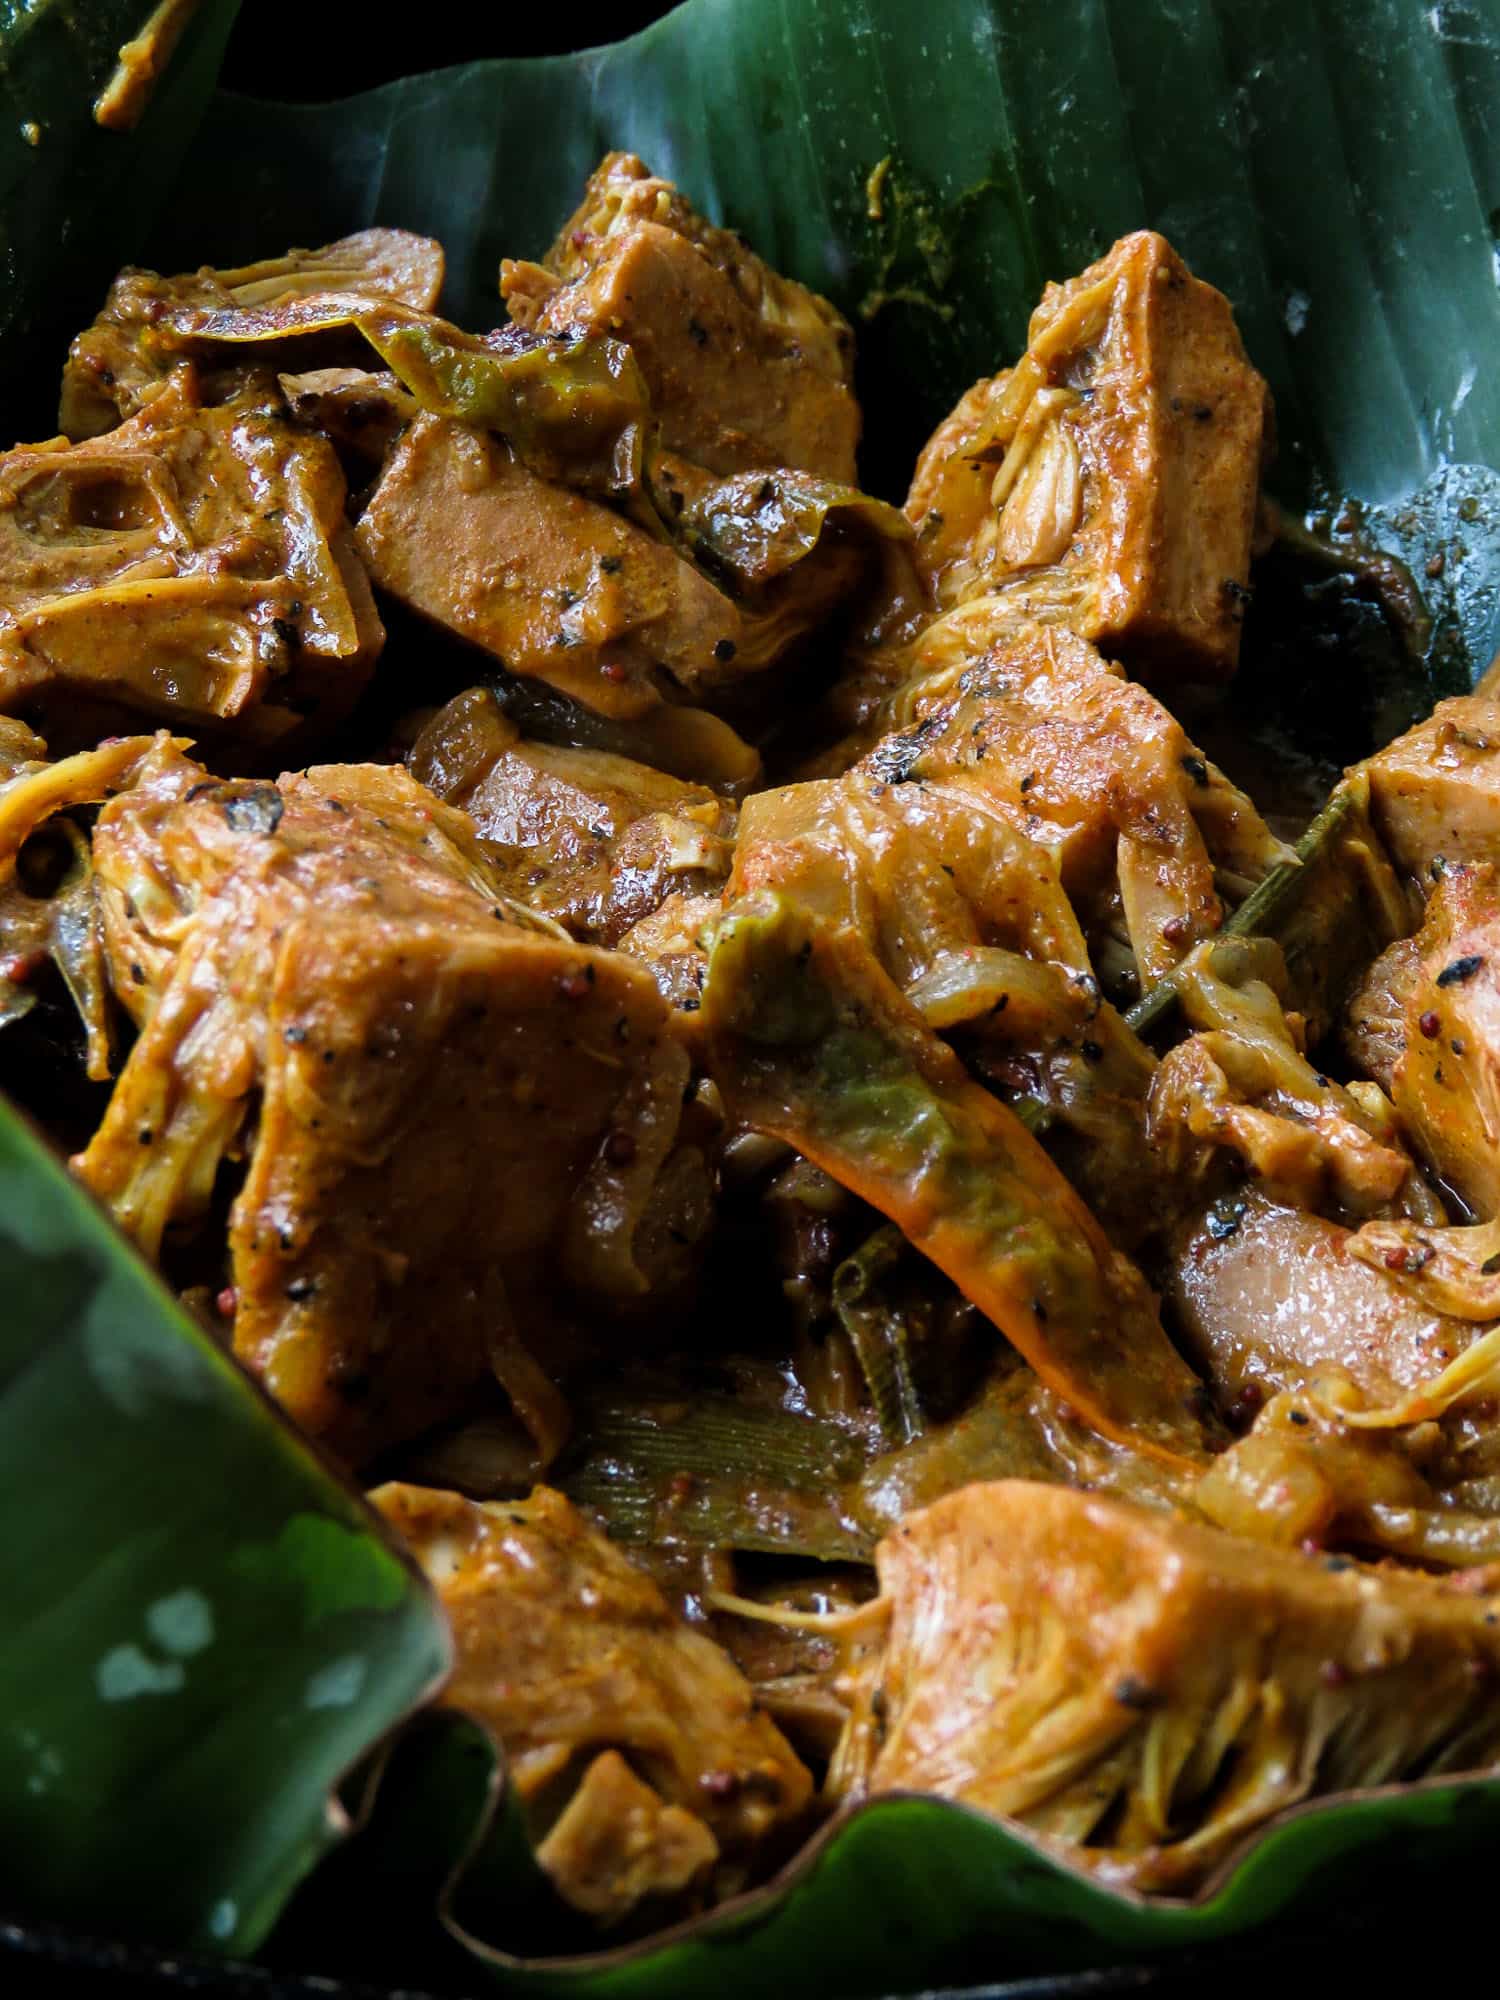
{"left": 219, "top": 6, "right": 675, "bottom": 97}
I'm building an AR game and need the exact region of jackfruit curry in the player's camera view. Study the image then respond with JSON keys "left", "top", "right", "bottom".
{"left": 8, "top": 150, "right": 1500, "bottom": 1934}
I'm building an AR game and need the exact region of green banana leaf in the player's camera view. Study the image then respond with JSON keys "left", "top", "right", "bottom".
{"left": 7, "top": 0, "right": 1500, "bottom": 1993}
{"left": 284, "top": 1731, "right": 1500, "bottom": 1998}
{"left": 0, "top": 0, "right": 242, "bottom": 436}
{"left": 0, "top": 1094, "right": 451, "bottom": 1957}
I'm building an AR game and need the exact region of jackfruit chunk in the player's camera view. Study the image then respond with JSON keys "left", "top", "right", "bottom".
{"left": 906, "top": 232, "right": 1269, "bottom": 682}
{"left": 76, "top": 753, "right": 702, "bottom": 1464}
{"left": 0, "top": 726, "right": 169, "bottom": 1076}
{"left": 61, "top": 228, "right": 444, "bottom": 439}
{"left": 841, "top": 1478, "right": 1500, "bottom": 1891}
{"left": 354, "top": 412, "right": 738, "bottom": 728}
{"left": 1168, "top": 1193, "right": 1472, "bottom": 1407}
{"left": 1376, "top": 861, "right": 1500, "bottom": 1220}
{"left": 370, "top": 1482, "right": 812, "bottom": 1925}
{"left": 860, "top": 616, "right": 1289, "bottom": 982}
{"left": 409, "top": 687, "right": 736, "bottom": 947}
{"left": 0, "top": 372, "right": 381, "bottom": 742}
{"left": 503, "top": 150, "right": 859, "bottom": 484}
{"left": 1361, "top": 696, "right": 1500, "bottom": 884}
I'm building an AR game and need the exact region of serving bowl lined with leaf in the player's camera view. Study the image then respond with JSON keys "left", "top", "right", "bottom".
{"left": 6, "top": 2, "right": 1500, "bottom": 1995}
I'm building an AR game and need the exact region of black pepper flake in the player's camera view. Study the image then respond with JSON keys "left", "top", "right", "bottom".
{"left": 680, "top": 997, "right": 702, "bottom": 1012}
{"left": 283, "top": 1025, "right": 308, "bottom": 1045}
{"left": 285, "top": 1277, "right": 316, "bottom": 1302}
{"left": 1080, "top": 1038, "right": 1104, "bottom": 1063}
{"left": 1206, "top": 1196, "right": 1248, "bottom": 1241}
{"left": 1032, "top": 1298, "right": 1049, "bottom": 1324}
{"left": 1323, "top": 1556, "right": 1352, "bottom": 1574}
{"left": 1288, "top": 1409, "right": 1310, "bottom": 1426}
{"left": 687, "top": 317, "right": 709, "bottom": 346}
{"left": 599, "top": 555, "right": 623, "bottom": 574}
{"left": 863, "top": 717, "right": 941, "bottom": 788}
{"left": 138, "top": 1127, "right": 153, "bottom": 1146}
{"left": 1019, "top": 772, "right": 1036, "bottom": 792}
{"left": 222, "top": 785, "right": 285, "bottom": 837}
{"left": 713, "top": 638, "right": 738, "bottom": 663}
{"left": 1114, "top": 1676, "right": 1162, "bottom": 1712}
{"left": 1437, "top": 954, "right": 1485, "bottom": 987}
{"left": 1179, "top": 754, "right": 1209, "bottom": 786}
{"left": 613, "top": 1015, "right": 632, "bottom": 1043}
{"left": 1482, "top": 1252, "right": 1500, "bottom": 1276}
{"left": 130, "top": 962, "right": 145, "bottom": 985}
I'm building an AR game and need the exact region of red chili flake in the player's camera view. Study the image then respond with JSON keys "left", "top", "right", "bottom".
{"left": 1228, "top": 1381, "right": 1264, "bottom": 1430}
{"left": 599, "top": 661, "right": 628, "bottom": 684}
{"left": 1320, "top": 1659, "right": 1349, "bottom": 1688}
{"left": 1419, "top": 1010, "right": 1442, "bottom": 1039}
{"left": 557, "top": 964, "right": 596, "bottom": 1000}
{"left": 1161, "top": 913, "right": 1191, "bottom": 944}
{"left": 603, "top": 1129, "right": 637, "bottom": 1167}
{"left": 215, "top": 1286, "right": 239, "bottom": 1320}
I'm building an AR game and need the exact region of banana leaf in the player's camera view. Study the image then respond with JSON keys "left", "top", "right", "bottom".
{"left": 0, "top": 1094, "right": 451, "bottom": 1956}
{"left": 8, "top": 0, "right": 1500, "bottom": 1993}
{"left": 0, "top": 0, "right": 241, "bottom": 436}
